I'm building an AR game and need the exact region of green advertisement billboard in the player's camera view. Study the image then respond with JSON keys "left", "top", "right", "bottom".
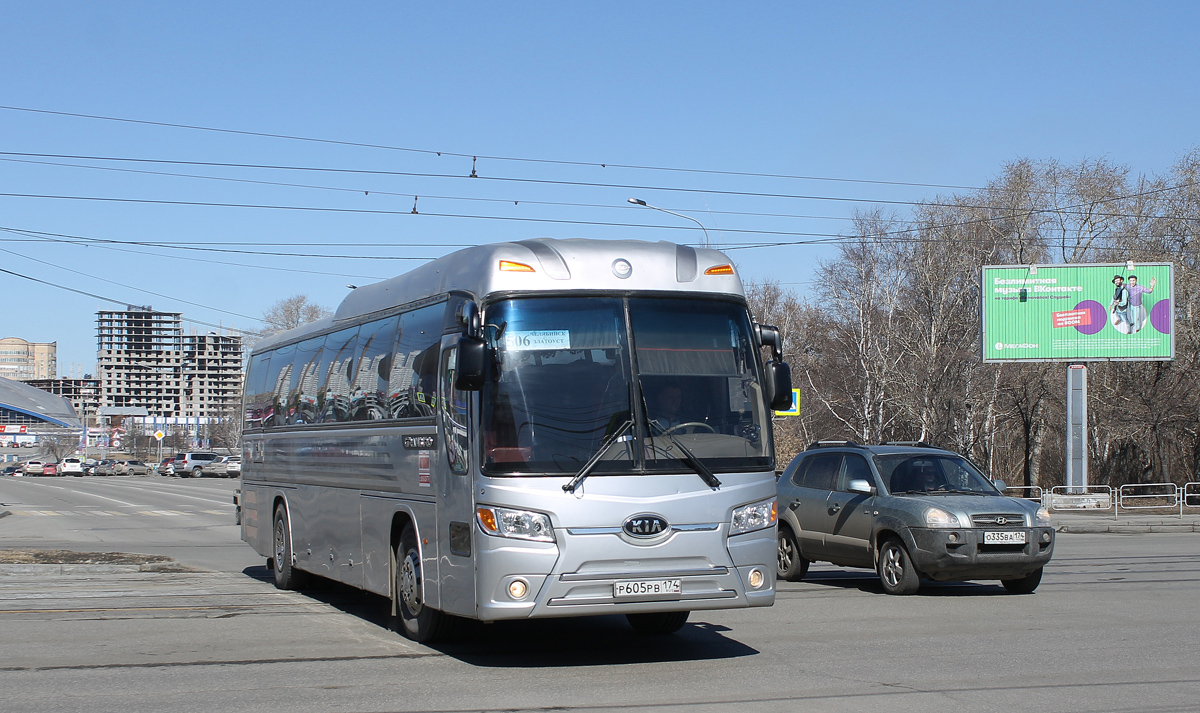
{"left": 982, "top": 263, "right": 1173, "bottom": 362}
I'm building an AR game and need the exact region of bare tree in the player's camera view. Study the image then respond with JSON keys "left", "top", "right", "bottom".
{"left": 263, "top": 295, "right": 332, "bottom": 332}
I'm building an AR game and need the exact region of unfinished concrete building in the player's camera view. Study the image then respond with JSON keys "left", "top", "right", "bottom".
{"left": 96, "top": 307, "right": 243, "bottom": 418}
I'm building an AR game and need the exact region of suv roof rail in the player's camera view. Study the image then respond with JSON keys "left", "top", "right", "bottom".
{"left": 806, "top": 440, "right": 862, "bottom": 450}
{"left": 880, "top": 441, "right": 935, "bottom": 448}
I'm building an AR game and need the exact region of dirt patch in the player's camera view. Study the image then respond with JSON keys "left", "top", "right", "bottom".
{"left": 0, "top": 549, "right": 176, "bottom": 565}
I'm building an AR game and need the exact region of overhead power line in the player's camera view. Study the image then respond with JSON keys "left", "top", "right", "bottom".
{"left": 0, "top": 104, "right": 986, "bottom": 191}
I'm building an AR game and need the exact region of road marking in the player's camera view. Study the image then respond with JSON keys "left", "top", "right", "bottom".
{"left": 19, "top": 482, "right": 144, "bottom": 507}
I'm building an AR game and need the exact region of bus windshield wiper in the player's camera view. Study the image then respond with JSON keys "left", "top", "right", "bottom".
{"left": 645, "top": 419, "right": 722, "bottom": 489}
{"left": 562, "top": 419, "right": 633, "bottom": 494}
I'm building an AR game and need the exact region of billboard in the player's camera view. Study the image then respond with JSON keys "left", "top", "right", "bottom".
{"left": 982, "top": 263, "right": 1173, "bottom": 362}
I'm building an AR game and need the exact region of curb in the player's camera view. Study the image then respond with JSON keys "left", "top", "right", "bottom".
{"left": 1057, "top": 523, "right": 1199, "bottom": 534}
{"left": 0, "top": 562, "right": 196, "bottom": 575}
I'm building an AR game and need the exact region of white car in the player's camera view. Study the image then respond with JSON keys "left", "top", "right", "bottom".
{"left": 59, "top": 458, "right": 85, "bottom": 476}
{"left": 22, "top": 460, "right": 45, "bottom": 475}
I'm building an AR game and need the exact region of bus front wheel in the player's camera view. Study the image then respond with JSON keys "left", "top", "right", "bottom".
{"left": 395, "top": 524, "right": 451, "bottom": 643}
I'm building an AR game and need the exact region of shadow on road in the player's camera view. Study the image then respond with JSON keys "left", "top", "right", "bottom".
{"left": 240, "top": 564, "right": 760, "bottom": 667}
{"left": 792, "top": 569, "right": 1011, "bottom": 596}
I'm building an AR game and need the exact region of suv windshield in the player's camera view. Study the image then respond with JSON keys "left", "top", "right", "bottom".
{"left": 481, "top": 296, "right": 771, "bottom": 475}
{"left": 874, "top": 453, "right": 1000, "bottom": 495}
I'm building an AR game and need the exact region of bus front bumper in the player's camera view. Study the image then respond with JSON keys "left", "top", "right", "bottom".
{"left": 473, "top": 525, "right": 776, "bottom": 621}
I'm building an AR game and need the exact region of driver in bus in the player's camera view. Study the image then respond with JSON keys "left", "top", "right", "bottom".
{"left": 647, "top": 381, "right": 686, "bottom": 430}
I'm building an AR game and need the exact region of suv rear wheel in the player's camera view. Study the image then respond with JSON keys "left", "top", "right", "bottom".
{"left": 877, "top": 537, "right": 920, "bottom": 595}
{"left": 192, "top": 467, "right": 204, "bottom": 478}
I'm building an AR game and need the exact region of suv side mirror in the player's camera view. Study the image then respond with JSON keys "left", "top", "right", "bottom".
{"left": 455, "top": 337, "right": 486, "bottom": 391}
{"left": 765, "top": 360, "right": 793, "bottom": 411}
{"left": 992, "top": 478, "right": 1007, "bottom": 492}
{"left": 847, "top": 479, "right": 874, "bottom": 495}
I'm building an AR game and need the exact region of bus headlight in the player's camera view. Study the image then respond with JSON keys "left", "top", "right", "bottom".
{"left": 730, "top": 498, "right": 776, "bottom": 535}
{"left": 477, "top": 506, "right": 556, "bottom": 542}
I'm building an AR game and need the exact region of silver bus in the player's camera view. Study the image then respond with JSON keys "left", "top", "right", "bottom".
{"left": 239, "top": 238, "right": 793, "bottom": 641}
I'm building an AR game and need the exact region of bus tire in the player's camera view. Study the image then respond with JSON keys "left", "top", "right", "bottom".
{"left": 272, "top": 504, "right": 308, "bottom": 590}
{"left": 395, "top": 524, "right": 450, "bottom": 643}
{"left": 626, "top": 611, "right": 689, "bottom": 635}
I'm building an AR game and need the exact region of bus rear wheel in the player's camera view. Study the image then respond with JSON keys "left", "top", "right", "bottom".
{"left": 272, "top": 505, "right": 308, "bottom": 590}
{"left": 395, "top": 524, "right": 451, "bottom": 643}
{"left": 626, "top": 611, "right": 689, "bottom": 635}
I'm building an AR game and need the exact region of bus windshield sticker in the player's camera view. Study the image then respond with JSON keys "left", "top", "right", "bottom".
{"left": 504, "top": 330, "right": 571, "bottom": 351}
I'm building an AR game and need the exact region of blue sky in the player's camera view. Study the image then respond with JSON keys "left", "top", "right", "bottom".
{"left": 2, "top": 2, "right": 1198, "bottom": 373}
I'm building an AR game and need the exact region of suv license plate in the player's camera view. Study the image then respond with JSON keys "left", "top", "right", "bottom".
{"left": 613, "top": 579, "right": 682, "bottom": 599}
{"left": 984, "top": 531, "right": 1026, "bottom": 544}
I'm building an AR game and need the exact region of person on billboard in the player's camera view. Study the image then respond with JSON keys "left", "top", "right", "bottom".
{"left": 1110, "top": 274, "right": 1133, "bottom": 333}
{"left": 1126, "top": 274, "right": 1156, "bottom": 333}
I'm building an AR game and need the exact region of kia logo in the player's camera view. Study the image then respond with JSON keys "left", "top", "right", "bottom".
{"left": 623, "top": 514, "right": 669, "bottom": 538}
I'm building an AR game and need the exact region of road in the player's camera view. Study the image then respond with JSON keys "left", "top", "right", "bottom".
{"left": 1, "top": 475, "right": 1198, "bottom": 713}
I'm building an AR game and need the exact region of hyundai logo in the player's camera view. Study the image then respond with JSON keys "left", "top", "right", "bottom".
{"left": 623, "top": 514, "right": 669, "bottom": 538}
{"left": 995, "top": 516, "right": 1009, "bottom": 526}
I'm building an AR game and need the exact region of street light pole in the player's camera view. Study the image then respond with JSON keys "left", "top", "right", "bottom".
{"left": 628, "top": 198, "right": 712, "bottom": 248}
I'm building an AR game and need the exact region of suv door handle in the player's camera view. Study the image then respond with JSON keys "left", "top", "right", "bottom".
{"left": 828, "top": 503, "right": 842, "bottom": 514}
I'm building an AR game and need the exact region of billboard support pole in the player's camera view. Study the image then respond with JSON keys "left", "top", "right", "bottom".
{"left": 1066, "top": 364, "right": 1088, "bottom": 493}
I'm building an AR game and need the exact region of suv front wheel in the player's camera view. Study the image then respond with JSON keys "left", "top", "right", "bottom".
{"left": 877, "top": 537, "right": 920, "bottom": 595}
{"left": 777, "top": 527, "right": 810, "bottom": 582}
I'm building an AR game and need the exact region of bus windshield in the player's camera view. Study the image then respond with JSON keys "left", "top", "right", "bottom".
{"left": 482, "top": 296, "right": 771, "bottom": 475}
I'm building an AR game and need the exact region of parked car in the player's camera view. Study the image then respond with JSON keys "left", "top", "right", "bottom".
{"left": 59, "top": 458, "right": 85, "bottom": 476}
{"left": 223, "top": 455, "right": 241, "bottom": 477}
{"left": 201, "top": 455, "right": 241, "bottom": 478}
{"left": 172, "top": 452, "right": 221, "bottom": 478}
{"left": 92, "top": 459, "right": 118, "bottom": 476}
{"left": 22, "top": 460, "right": 45, "bottom": 476}
{"left": 42, "top": 462, "right": 58, "bottom": 476}
{"left": 113, "top": 460, "right": 150, "bottom": 476}
{"left": 776, "top": 441, "right": 1054, "bottom": 595}
{"left": 157, "top": 458, "right": 175, "bottom": 476}
{"left": 2, "top": 464, "right": 21, "bottom": 476}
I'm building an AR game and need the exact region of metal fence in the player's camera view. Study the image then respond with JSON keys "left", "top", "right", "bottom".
{"left": 1047, "top": 485, "right": 1115, "bottom": 514}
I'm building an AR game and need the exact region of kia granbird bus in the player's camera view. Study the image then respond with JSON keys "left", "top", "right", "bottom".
{"left": 239, "top": 238, "right": 793, "bottom": 642}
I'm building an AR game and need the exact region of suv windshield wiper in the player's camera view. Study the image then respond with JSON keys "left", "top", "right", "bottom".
{"left": 562, "top": 419, "right": 633, "bottom": 494}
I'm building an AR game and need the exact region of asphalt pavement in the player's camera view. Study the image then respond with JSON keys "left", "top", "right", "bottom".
{"left": 1, "top": 474, "right": 1198, "bottom": 713}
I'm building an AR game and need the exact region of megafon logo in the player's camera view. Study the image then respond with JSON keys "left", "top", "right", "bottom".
{"left": 995, "top": 342, "right": 1038, "bottom": 351}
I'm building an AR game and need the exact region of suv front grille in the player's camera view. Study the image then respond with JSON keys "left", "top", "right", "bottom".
{"left": 971, "top": 513, "right": 1026, "bottom": 528}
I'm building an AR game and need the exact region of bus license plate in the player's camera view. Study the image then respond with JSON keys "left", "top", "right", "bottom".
{"left": 613, "top": 579, "right": 682, "bottom": 599}
{"left": 984, "top": 531, "right": 1026, "bottom": 544}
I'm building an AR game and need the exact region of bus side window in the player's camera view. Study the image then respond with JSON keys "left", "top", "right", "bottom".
{"left": 351, "top": 316, "right": 398, "bottom": 421}
{"left": 317, "top": 327, "right": 360, "bottom": 423}
{"left": 243, "top": 353, "right": 272, "bottom": 431}
{"left": 389, "top": 304, "right": 443, "bottom": 419}
{"left": 441, "top": 348, "right": 469, "bottom": 474}
{"left": 288, "top": 336, "right": 324, "bottom": 425}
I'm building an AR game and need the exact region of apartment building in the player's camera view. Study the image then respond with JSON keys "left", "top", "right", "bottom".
{"left": 0, "top": 337, "right": 57, "bottom": 381}
{"left": 95, "top": 307, "right": 243, "bottom": 418}
{"left": 23, "top": 378, "right": 101, "bottom": 424}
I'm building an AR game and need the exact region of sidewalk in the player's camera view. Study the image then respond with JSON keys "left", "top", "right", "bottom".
{"left": 1053, "top": 510, "right": 1200, "bottom": 534}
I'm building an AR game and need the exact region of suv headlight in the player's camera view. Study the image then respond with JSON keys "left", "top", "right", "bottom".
{"left": 1035, "top": 507, "right": 1052, "bottom": 527}
{"left": 477, "top": 506, "right": 555, "bottom": 542}
{"left": 730, "top": 498, "right": 777, "bottom": 535}
{"left": 924, "top": 507, "right": 960, "bottom": 528}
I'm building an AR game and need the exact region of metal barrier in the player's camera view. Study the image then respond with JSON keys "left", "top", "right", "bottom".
{"left": 1183, "top": 482, "right": 1200, "bottom": 509}
{"left": 1048, "top": 485, "right": 1114, "bottom": 514}
{"left": 1117, "top": 482, "right": 1181, "bottom": 517}
{"left": 1003, "top": 485, "right": 1044, "bottom": 504}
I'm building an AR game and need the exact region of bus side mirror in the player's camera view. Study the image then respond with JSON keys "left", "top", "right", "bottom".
{"left": 756, "top": 323, "right": 782, "bottom": 360}
{"left": 765, "top": 360, "right": 793, "bottom": 411}
{"left": 455, "top": 337, "right": 486, "bottom": 391}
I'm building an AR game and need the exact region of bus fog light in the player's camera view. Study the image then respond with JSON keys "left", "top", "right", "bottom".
{"left": 748, "top": 568, "right": 765, "bottom": 589}
{"left": 508, "top": 578, "right": 529, "bottom": 600}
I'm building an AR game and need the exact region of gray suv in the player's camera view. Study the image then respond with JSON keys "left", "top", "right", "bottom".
{"left": 776, "top": 442, "right": 1054, "bottom": 595}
